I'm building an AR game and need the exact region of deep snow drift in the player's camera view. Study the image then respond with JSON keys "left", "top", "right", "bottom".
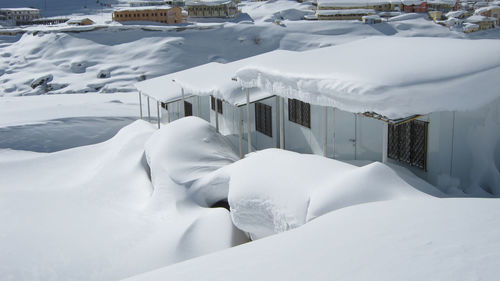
{"left": 0, "top": 120, "right": 246, "bottom": 281}
{"left": 123, "top": 198, "right": 500, "bottom": 281}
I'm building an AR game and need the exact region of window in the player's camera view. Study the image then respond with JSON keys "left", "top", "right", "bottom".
{"left": 161, "top": 102, "right": 168, "bottom": 110}
{"left": 388, "top": 119, "right": 428, "bottom": 170}
{"left": 184, "top": 101, "right": 193, "bottom": 117}
{"left": 211, "top": 96, "right": 223, "bottom": 114}
{"left": 288, "top": 99, "right": 311, "bottom": 128}
{"left": 255, "top": 102, "right": 272, "bottom": 137}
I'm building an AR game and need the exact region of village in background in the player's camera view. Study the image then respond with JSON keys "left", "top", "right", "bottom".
{"left": 1, "top": 0, "right": 500, "bottom": 33}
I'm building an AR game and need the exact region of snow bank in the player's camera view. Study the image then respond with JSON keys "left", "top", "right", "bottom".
{"left": 306, "top": 161, "right": 431, "bottom": 220}
{"left": 122, "top": 198, "right": 500, "bottom": 281}
{"left": 0, "top": 120, "right": 246, "bottom": 281}
{"left": 225, "top": 149, "right": 438, "bottom": 239}
{"left": 144, "top": 117, "right": 239, "bottom": 186}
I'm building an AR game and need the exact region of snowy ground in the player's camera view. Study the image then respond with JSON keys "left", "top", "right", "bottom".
{"left": 1, "top": 0, "right": 500, "bottom": 280}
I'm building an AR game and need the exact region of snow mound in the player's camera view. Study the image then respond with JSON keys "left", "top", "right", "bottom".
{"left": 145, "top": 117, "right": 239, "bottom": 186}
{"left": 227, "top": 149, "right": 436, "bottom": 240}
{"left": 121, "top": 198, "right": 500, "bottom": 281}
{"left": 306, "top": 161, "right": 431, "bottom": 221}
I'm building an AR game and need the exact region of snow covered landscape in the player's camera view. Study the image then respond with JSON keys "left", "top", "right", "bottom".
{"left": 1, "top": 0, "right": 500, "bottom": 280}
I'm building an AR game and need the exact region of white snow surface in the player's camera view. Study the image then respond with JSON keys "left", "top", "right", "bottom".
{"left": 0, "top": 120, "right": 247, "bottom": 281}
{"left": 122, "top": 198, "right": 500, "bottom": 281}
{"left": 236, "top": 36, "right": 500, "bottom": 118}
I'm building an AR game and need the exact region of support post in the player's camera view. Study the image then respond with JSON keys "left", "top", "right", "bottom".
{"left": 197, "top": 96, "right": 201, "bottom": 118}
{"left": 246, "top": 89, "right": 252, "bottom": 153}
{"left": 450, "top": 111, "right": 456, "bottom": 177}
{"left": 156, "top": 101, "right": 160, "bottom": 129}
{"left": 382, "top": 122, "right": 388, "bottom": 163}
{"left": 354, "top": 113, "right": 358, "bottom": 160}
{"left": 323, "top": 106, "right": 328, "bottom": 157}
{"left": 239, "top": 107, "right": 243, "bottom": 158}
{"left": 147, "top": 96, "right": 151, "bottom": 122}
{"left": 181, "top": 88, "right": 186, "bottom": 117}
{"left": 215, "top": 98, "right": 219, "bottom": 133}
{"left": 166, "top": 103, "right": 170, "bottom": 123}
{"left": 138, "top": 92, "right": 143, "bottom": 119}
{"left": 279, "top": 97, "right": 284, "bottom": 149}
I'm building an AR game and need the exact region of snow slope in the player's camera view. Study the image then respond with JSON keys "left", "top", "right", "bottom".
{"left": 0, "top": 120, "right": 246, "bottom": 281}
{"left": 122, "top": 198, "right": 500, "bottom": 281}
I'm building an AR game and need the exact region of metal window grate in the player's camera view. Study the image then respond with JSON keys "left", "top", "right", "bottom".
{"left": 288, "top": 99, "right": 311, "bottom": 128}
{"left": 255, "top": 102, "right": 272, "bottom": 137}
{"left": 388, "top": 119, "right": 428, "bottom": 170}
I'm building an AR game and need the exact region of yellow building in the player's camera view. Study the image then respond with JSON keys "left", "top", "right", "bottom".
{"left": 475, "top": 6, "right": 500, "bottom": 26}
{"left": 112, "top": 5, "right": 183, "bottom": 24}
{"left": 316, "top": 8, "right": 376, "bottom": 20}
{"left": 316, "top": 0, "right": 400, "bottom": 12}
{"left": 465, "top": 15, "right": 495, "bottom": 31}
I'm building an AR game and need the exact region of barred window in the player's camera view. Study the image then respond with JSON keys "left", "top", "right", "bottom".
{"left": 255, "top": 102, "right": 272, "bottom": 137}
{"left": 210, "top": 96, "right": 223, "bottom": 114}
{"left": 184, "top": 101, "right": 192, "bottom": 117}
{"left": 288, "top": 99, "right": 310, "bottom": 128}
{"left": 388, "top": 119, "right": 428, "bottom": 170}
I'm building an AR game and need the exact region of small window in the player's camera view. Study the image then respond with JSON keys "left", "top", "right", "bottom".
{"left": 211, "top": 96, "right": 223, "bottom": 114}
{"left": 255, "top": 102, "right": 272, "bottom": 137}
{"left": 288, "top": 99, "right": 310, "bottom": 128}
{"left": 184, "top": 101, "right": 193, "bottom": 117}
{"left": 388, "top": 119, "right": 428, "bottom": 170}
{"left": 161, "top": 102, "right": 168, "bottom": 110}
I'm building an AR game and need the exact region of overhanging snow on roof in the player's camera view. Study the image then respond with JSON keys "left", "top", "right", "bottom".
{"left": 235, "top": 37, "right": 500, "bottom": 119}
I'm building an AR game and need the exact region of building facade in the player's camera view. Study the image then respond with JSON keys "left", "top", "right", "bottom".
{"left": 0, "top": 8, "right": 40, "bottom": 25}
{"left": 185, "top": 0, "right": 238, "bottom": 18}
{"left": 112, "top": 6, "right": 183, "bottom": 24}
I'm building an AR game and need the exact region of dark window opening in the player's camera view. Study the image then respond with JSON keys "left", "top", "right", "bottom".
{"left": 255, "top": 102, "right": 272, "bottom": 137}
{"left": 161, "top": 102, "right": 168, "bottom": 110}
{"left": 211, "top": 96, "right": 223, "bottom": 114}
{"left": 184, "top": 101, "right": 193, "bottom": 117}
{"left": 288, "top": 99, "right": 310, "bottom": 128}
{"left": 388, "top": 119, "right": 428, "bottom": 170}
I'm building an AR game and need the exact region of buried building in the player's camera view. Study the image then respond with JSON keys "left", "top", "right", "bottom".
{"left": 135, "top": 36, "right": 500, "bottom": 196}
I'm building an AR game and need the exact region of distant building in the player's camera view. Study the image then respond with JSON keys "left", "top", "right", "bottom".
{"left": 362, "top": 14, "right": 383, "bottom": 23}
{"left": 67, "top": 18, "right": 95, "bottom": 26}
{"left": 316, "top": 8, "right": 376, "bottom": 20}
{"left": 428, "top": 10, "right": 443, "bottom": 21}
{"left": 475, "top": 6, "right": 500, "bottom": 25}
{"left": 465, "top": 15, "right": 496, "bottom": 30}
{"left": 112, "top": 6, "right": 184, "bottom": 24}
{"left": 0, "top": 8, "right": 40, "bottom": 26}
{"left": 317, "top": 0, "right": 402, "bottom": 12}
{"left": 427, "top": 0, "right": 457, "bottom": 12}
{"left": 401, "top": 0, "right": 427, "bottom": 12}
{"left": 185, "top": 0, "right": 238, "bottom": 18}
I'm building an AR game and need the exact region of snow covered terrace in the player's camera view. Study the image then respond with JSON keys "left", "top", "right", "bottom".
{"left": 136, "top": 36, "right": 500, "bottom": 120}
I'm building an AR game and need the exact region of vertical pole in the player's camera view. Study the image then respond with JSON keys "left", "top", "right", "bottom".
{"left": 181, "top": 88, "right": 186, "bottom": 117}
{"left": 215, "top": 98, "right": 219, "bottom": 133}
{"left": 279, "top": 97, "right": 284, "bottom": 149}
{"left": 166, "top": 103, "right": 171, "bottom": 123}
{"left": 323, "top": 106, "right": 328, "bottom": 157}
{"left": 239, "top": 107, "right": 243, "bottom": 158}
{"left": 382, "top": 122, "right": 388, "bottom": 163}
{"left": 246, "top": 89, "right": 252, "bottom": 153}
{"left": 450, "top": 111, "right": 456, "bottom": 177}
{"left": 138, "top": 92, "right": 143, "bottom": 119}
{"left": 147, "top": 96, "right": 151, "bottom": 122}
{"left": 197, "top": 96, "right": 201, "bottom": 117}
{"left": 332, "top": 107, "right": 336, "bottom": 158}
{"left": 156, "top": 101, "right": 160, "bottom": 129}
{"left": 354, "top": 113, "right": 358, "bottom": 160}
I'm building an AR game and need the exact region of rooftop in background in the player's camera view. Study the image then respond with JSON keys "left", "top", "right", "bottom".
{"left": 115, "top": 5, "right": 173, "bottom": 11}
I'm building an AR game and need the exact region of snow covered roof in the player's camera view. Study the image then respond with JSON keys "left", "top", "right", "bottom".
{"left": 427, "top": 0, "right": 456, "bottom": 5}
{"left": 474, "top": 6, "right": 500, "bottom": 15}
{"left": 0, "top": 8, "right": 39, "bottom": 12}
{"left": 466, "top": 15, "right": 495, "bottom": 23}
{"left": 185, "top": 0, "right": 234, "bottom": 7}
{"left": 445, "top": 10, "right": 466, "bottom": 18}
{"left": 114, "top": 5, "right": 173, "bottom": 12}
{"left": 400, "top": 0, "right": 425, "bottom": 5}
{"left": 317, "top": 0, "right": 395, "bottom": 7}
{"left": 234, "top": 37, "right": 500, "bottom": 119}
{"left": 316, "top": 9, "right": 376, "bottom": 15}
{"left": 135, "top": 50, "right": 295, "bottom": 105}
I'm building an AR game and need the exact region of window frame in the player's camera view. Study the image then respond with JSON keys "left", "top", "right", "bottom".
{"left": 288, "top": 99, "right": 311, "bottom": 128}
{"left": 387, "top": 119, "right": 428, "bottom": 170}
{"left": 255, "top": 102, "right": 273, "bottom": 138}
